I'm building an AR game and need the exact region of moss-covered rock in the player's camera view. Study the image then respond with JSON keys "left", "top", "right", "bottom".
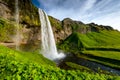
{"left": 0, "top": 18, "right": 15, "bottom": 42}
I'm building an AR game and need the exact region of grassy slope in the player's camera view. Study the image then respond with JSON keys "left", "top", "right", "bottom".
{"left": 59, "top": 30, "right": 120, "bottom": 69}
{"left": 86, "top": 31, "right": 120, "bottom": 47}
{"left": 77, "top": 30, "right": 120, "bottom": 47}
{"left": 82, "top": 51, "right": 120, "bottom": 61}
{"left": 1, "top": 45, "right": 120, "bottom": 79}
{"left": 0, "top": 45, "right": 55, "bottom": 66}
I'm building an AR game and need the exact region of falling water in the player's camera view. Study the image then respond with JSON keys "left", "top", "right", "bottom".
{"left": 38, "top": 8, "right": 65, "bottom": 60}
{"left": 15, "top": 0, "right": 20, "bottom": 50}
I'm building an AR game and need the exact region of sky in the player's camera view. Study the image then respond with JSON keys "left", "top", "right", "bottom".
{"left": 32, "top": 0, "right": 120, "bottom": 31}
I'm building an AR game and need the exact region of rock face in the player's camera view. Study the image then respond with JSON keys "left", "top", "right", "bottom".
{"left": 50, "top": 17, "right": 72, "bottom": 43}
{"left": 0, "top": 1, "right": 11, "bottom": 19}
{"left": 0, "top": 0, "right": 39, "bottom": 50}
{"left": 1, "top": 0, "right": 39, "bottom": 25}
{"left": 0, "top": 0, "right": 114, "bottom": 51}
{"left": 88, "top": 23, "right": 113, "bottom": 32}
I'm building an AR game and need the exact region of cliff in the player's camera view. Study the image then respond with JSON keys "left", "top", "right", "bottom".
{"left": 0, "top": 0, "right": 115, "bottom": 51}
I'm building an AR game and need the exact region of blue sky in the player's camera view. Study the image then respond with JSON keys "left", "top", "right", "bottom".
{"left": 32, "top": 0, "right": 120, "bottom": 31}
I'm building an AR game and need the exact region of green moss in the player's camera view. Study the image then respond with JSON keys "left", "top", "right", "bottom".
{"left": 71, "top": 23, "right": 88, "bottom": 32}
{"left": 0, "top": 18, "right": 16, "bottom": 42}
{"left": 66, "top": 62, "right": 91, "bottom": 71}
{"left": 49, "top": 16, "right": 62, "bottom": 30}
{"left": 59, "top": 32, "right": 85, "bottom": 53}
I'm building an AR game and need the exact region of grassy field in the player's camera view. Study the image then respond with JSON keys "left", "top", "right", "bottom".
{"left": 78, "top": 30, "right": 120, "bottom": 47}
{"left": 1, "top": 45, "right": 120, "bottom": 79}
{"left": 59, "top": 30, "right": 120, "bottom": 70}
{"left": 82, "top": 51, "right": 120, "bottom": 61}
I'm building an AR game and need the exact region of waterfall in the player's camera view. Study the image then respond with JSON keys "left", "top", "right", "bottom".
{"left": 38, "top": 8, "right": 65, "bottom": 60}
{"left": 15, "top": 0, "right": 20, "bottom": 50}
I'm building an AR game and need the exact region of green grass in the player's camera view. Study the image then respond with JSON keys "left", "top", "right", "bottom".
{"left": 79, "top": 30, "right": 120, "bottom": 47}
{"left": 59, "top": 30, "right": 120, "bottom": 70}
{"left": 0, "top": 45, "right": 55, "bottom": 66}
{"left": 78, "top": 54, "right": 120, "bottom": 69}
{"left": 79, "top": 31, "right": 119, "bottom": 47}
{"left": 59, "top": 30, "right": 120, "bottom": 52}
{"left": 65, "top": 62, "right": 116, "bottom": 75}
{"left": 49, "top": 16, "right": 62, "bottom": 30}
{"left": 0, "top": 45, "right": 120, "bottom": 79}
{"left": 80, "top": 50, "right": 120, "bottom": 69}
{"left": 82, "top": 51, "right": 120, "bottom": 61}
{"left": 66, "top": 62, "right": 92, "bottom": 71}
{"left": 59, "top": 30, "right": 120, "bottom": 55}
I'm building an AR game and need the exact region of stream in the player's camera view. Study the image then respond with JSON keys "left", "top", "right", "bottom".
{"left": 58, "top": 54, "right": 120, "bottom": 75}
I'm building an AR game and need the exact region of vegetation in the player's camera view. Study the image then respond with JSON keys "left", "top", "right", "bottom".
{"left": 59, "top": 30, "right": 120, "bottom": 70}
{"left": 65, "top": 62, "right": 92, "bottom": 71}
{"left": 0, "top": 45, "right": 120, "bottom": 79}
{"left": 0, "top": 18, "right": 15, "bottom": 42}
{"left": 0, "top": 45, "right": 55, "bottom": 66}
{"left": 59, "top": 30, "right": 120, "bottom": 52}
{"left": 82, "top": 51, "right": 120, "bottom": 61}
{"left": 77, "top": 52, "right": 120, "bottom": 69}
{"left": 49, "top": 16, "right": 62, "bottom": 30}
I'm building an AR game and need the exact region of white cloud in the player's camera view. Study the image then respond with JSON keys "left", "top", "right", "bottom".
{"left": 91, "top": 11, "right": 120, "bottom": 30}
{"left": 80, "top": 0, "right": 96, "bottom": 12}
{"left": 37, "top": 0, "right": 120, "bottom": 31}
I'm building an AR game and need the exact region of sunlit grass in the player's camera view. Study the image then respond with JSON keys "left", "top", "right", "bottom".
{"left": 82, "top": 51, "right": 120, "bottom": 61}
{"left": 0, "top": 45, "right": 55, "bottom": 66}
{"left": 1, "top": 45, "right": 119, "bottom": 79}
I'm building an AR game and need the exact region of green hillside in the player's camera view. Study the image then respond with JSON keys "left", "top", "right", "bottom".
{"left": 0, "top": 45, "right": 120, "bottom": 79}
{"left": 60, "top": 30, "right": 120, "bottom": 48}
{"left": 0, "top": 45, "right": 55, "bottom": 66}
{"left": 59, "top": 30, "right": 120, "bottom": 69}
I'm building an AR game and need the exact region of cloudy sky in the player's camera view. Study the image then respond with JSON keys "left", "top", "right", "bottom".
{"left": 32, "top": 0, "right": 120, "bottom": 31}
